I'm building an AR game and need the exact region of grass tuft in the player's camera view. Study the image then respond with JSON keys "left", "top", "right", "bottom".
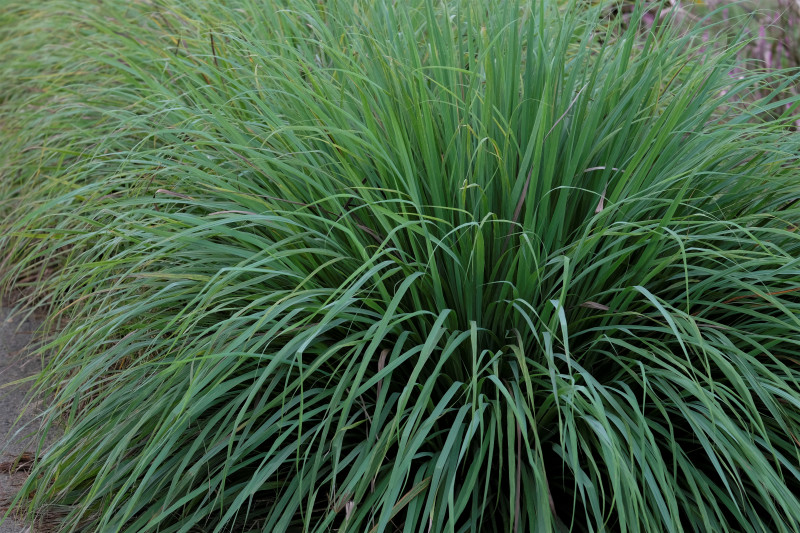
{"left": 2, "top": 0, "right": 800, "bottom": 531}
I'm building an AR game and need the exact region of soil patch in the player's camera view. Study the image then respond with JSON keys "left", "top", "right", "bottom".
{"left": 0, "top": 308, "right": 46, "bottom": 533}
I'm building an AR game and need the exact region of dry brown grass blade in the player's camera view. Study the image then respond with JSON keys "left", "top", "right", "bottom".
{"left": 0, "top": 452, "right": 36, "bottom": 474}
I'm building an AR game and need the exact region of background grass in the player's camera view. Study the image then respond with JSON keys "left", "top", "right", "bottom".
{"left": 2, "top": 0, "right": 800, "bottom": 531}
{"left": 595, "top": 0, "right": 800, "bottom": 124}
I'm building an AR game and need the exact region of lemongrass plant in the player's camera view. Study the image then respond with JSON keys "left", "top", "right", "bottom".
{"left": 2, "top": 0, "right": 800, "bottom": 531}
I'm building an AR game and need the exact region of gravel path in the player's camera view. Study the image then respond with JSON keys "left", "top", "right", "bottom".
{"left": 0, "top": 308, "right": 44, "bottom": 533}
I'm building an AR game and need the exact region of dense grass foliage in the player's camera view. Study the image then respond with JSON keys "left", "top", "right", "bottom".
{"left": 0, "top": 0, "right": 135, "bottom": 307}
{"left": 2, "top": 0, "right": 800, "bottom": 531}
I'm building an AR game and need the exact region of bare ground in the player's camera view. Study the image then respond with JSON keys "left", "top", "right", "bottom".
{"left": 0, "top": 308, "right": 45, "bottom": 533}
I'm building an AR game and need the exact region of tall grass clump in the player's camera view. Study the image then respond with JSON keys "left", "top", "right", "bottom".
{"left": 2, "top": 0, "right": 800, "bottom": 531}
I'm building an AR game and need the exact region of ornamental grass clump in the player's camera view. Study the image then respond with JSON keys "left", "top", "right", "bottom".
{"left": 2, "top": 0, "right": 800, "bottom": 531}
